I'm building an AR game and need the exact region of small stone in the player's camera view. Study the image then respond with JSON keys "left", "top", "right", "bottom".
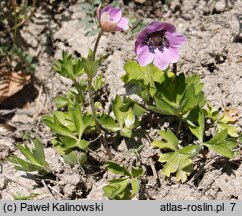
{"left": 0, "top": 144, "right": 10, "bottom": 160}
{"left": 0, "top": 175, "right": 8, "bottom": 190}
{"left": 215, "top": 1, "right": 226, "bottom": 13}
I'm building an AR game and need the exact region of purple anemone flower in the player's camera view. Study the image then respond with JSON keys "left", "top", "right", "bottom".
{"left": 97, "top": 4, "right": 129, "bottom": 32}
{"left": 135, "top": 21, "right": 187, "bottom": 70}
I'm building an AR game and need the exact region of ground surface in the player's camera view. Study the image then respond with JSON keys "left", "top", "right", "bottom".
{"left": 0, "top": 0, "right": 242, "bottom": 200}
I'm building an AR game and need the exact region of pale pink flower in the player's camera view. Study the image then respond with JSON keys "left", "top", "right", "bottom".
{"left": 97, "top": 4, "right": 129, "bottom": 32}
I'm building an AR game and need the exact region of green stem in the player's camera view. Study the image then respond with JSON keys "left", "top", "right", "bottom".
{"left": 173, "top": 63, "right": 177, "bottom": 74}
{"left": 88, "top": 80, "right": 98, "bottom": 126}
{"left": 87, "top": 80, "right": 112, "bottom": 159}
{"left": 93, "top": 30, "right": 103, "bottom": 60}
{"left": 176, "top": 116, "right": 183, "bottom": 136}
{"left": 87, "top": 30, "right": 112, "bottom": 158}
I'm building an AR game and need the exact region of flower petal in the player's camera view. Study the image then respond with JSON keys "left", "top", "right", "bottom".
{"left": 138, "top": 46, "right": 155, "bottom": 66}
{"left": 136, "top": 22, "right": 176, "bottom": 43}
{"left": 116, "top": 17, "right": 129, "bottom": 31}
{"left": 167, "top": 47, "right": 180, "bottom": 63}
{"left": 100, "top": 12, "right": 117, "bottom": 32}
{"left": 136, "top": 22, "right": 163, "bottom": 43}
{"left": 101, "top": 21, "right": 118, "bottom": 32}
{"left": 96, "top": 4, "right": 102, "bottom": 21}
{"left": 109, "top": 8, "right": 122, "bottom": 23}
{"left": 153, "top": 49, "right": 171, "bottom": 70}
{"left": 102, "top": 4, "right": 112, "bottom": 13}
{"left": 97, "top": 4, "right": 128, "bottom": 32}
{"left": 135, "top": 42, "right": 147, "bottom": 55}
{"left": 143, "top": 21, "right": 176, "bottom": 34}
{"left": 136, "top": 32, "right": 147, "bottom": 43}
{"left": 166, "top": 32, "right": 187, "bottom": 48}
{"left": 160, "top": 22, "right": 176, "bottom": 33}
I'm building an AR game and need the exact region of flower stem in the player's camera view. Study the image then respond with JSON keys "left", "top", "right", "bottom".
{"left": 86, "top": 30, "right": 112, "bottom": 158}
{"left": 173, "top": 63, "right": 177, "bottom": 74}
{"left": 93, "top": 30, "right": 103, "bottom": 60}
{"left": 87, "top": 80, "right": 112, "bottom": 159}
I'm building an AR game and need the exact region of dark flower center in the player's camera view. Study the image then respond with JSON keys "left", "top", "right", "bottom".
{"left": 144, "top": 30, "right": 170, "bottom": 53}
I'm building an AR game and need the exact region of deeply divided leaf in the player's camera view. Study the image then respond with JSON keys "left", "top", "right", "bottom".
{"left": 203, "top": 130, "right": 237, "bottom": 158}
{"left": 159, "top": 151, "right": 193, "bottom": 182}
{"left": 106, "top": 161, "right": 131, "bottom": 177}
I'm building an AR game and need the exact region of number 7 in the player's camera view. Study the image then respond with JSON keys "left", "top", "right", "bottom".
{"left": 230, "top": 203, "right": 236, "bottom": 211}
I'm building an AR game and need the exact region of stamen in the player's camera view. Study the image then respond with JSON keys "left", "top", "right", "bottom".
{"left": 144, "top": 30, "right": 170, "bottom": 53}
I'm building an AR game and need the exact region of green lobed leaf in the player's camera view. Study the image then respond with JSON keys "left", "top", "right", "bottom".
{"left": 131, "top": 167, "right": 144, "bottom": 178}
{"left": 159, "top": 129, "right": 179, "bottom": 150}
{"left": 83, "top": 49, "right": 104, "bottom": 78}
{"left": 60, "top": 136, "right": 90, "bottom": 150}
{"left": 150, "top": 96, "right": 175, "bottom": 116}
{"left": 206, "top": 129, "right": 228, "bottom": 144}
{"left": 45, "top": 114, "right": 77, "bottom": 140}
{"left": 217, "top": 122, "right": 238, "bottom": 138}
{"left": 151, "top": 140, "right": 174, "bottom": 151}
{"left": 53, "top": 51, "right": 84, "bottom": 80}
{"left": 120, "top": 128, "right": 133, "bottom": 138}
{"left": 140, "top": 89, "right": 151, "bottom": 103}
{"left": 110, "top": 96, "right": 138, "bottom": 137}
{"left": 203, "top": 143, "right": 234, "bottom": 158}
{"left": 122, "top": 61, "right": 145, "bottom": 83}
{"left": 16, "top": 144, "right": 40, "bottom": 166}
{"left": 50, "top": 139, "right": 65, "bottom": 156}
{"left": 182, "top": 84, "right": 198, "bottom": 113}
{"left": 122, "top": 61, "right": 168, "bottom": 96}
{"left": 53, "top": 111, "right": 75, "bottom": 131}
{"left": 155, "top": 76, "right": 177, "bottom": 108}
{"left": 203, "top": 130, "right": 237, "bottom": 158}
{"left": 120, "top": 97, "right": 147, "bottom": 117}
{"left": 106, "top": 161, "right": 131, "bottom": 177}
{"left": 187, "top": 107, "right": 205, "bottom": 142}
{"left": 124, "top": 109, "right": 136, "bottom": 129}
{"left": 92, "top": 75, "right": 104, "bottom": 91}
{"left": 76, "top": 139, "right": 90, "bottom": 150}
{"left": 174, "top": 73, "right": 187, "bottom": 106}
{"left": 133, "top": 103, "right": 147, "bottom": 116}
{"left": 103, "top": 178, "right": 130, "bottom": 200}
{"left": 83, "top": 114, "right": 95, "bottom": 129}
{"left": 152, "top": 73, "right": 206, "bottom": 118}
{"left": 186, "top": 74, "right": 206, "bottom": 108}
{"left": 152, "top": 129, "right": 180, "bottom": 151}
{"left": 69, "top": 103, "right": 85, "bottom": 138}
{"left": 177, "top": 144, "right": 201, "bottom": 158}
{"left": 98, "top": 114, "right": 120, "bottom": 132}
{"left": 186, "top": 74, "right": 204, "bottom": 94}
{"left": 54, "top": 96, "right": 70, "bottom": 108}
{"left": 131, "top": 178, "right": 140, "bottom": 197}
{"left": 32, "top": 138, "right": 47, "bottom": 167}
{"left": 152, "top": 129, "right": 199, "bottom": 182}
{"left": 203, "top": 103, "right": 219, "bottom": 121}
{"left": 159, "top": 151, "right": 193, "bottom": 182}
{"left": 7, "top": 156, "right": 45, "bottom": 173}
{"left": 112, "top": 95, "right": 126, "bottom": 127}
{"left": 63, "top": 151, "right": 87, "bottom": 166}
